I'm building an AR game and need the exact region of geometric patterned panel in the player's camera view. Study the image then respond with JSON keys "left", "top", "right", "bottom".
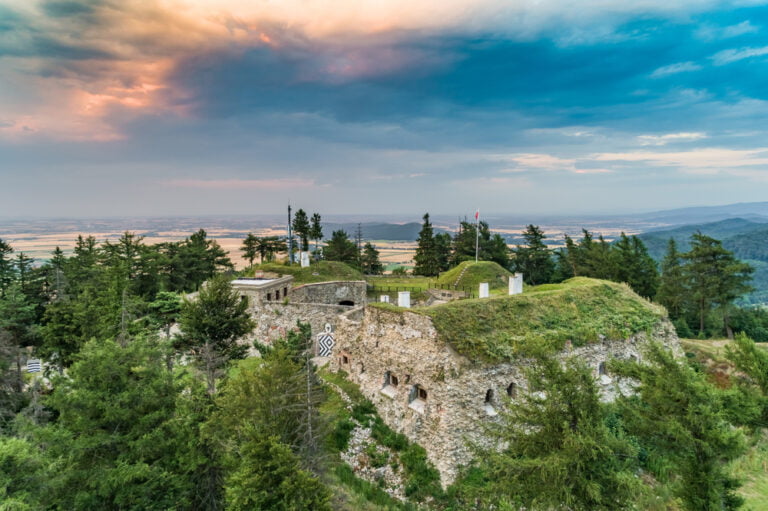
{"left": 317, "top": 323, "right": 335, "bottom": 357}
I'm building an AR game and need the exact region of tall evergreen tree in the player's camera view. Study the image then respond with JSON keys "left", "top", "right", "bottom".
{"left": 360, "top": 242, "right": 383, "bottom": 275}
{"left": 434, "top": 232, "right": 452, "bottom": 273}
{"left": 656, "top": 239, "right": 688, "bottom": 321}
{"left": 413, "top": 213, "right": 439, "bottom": 276}
{"left": 682, "top": 233, "right": 753, "bottom": 336}
{"left": 240, "top": 233, "right": 259, "bottom": 267}
{"left": 309, "top": 213, "right": 323, "bottom": 255}
{"left": 177, "top": 275, "right": 255, "bottom": 394}
{"left": 291, "top": 209, "right": 311, "bottom": 252}
{"left": 613, "top": 343, "right": 745, "bottom": 511}
{"left": 512, "top": 225, "right": 554, "bottom": 285}
{"left": 611, "top": 233, "right": 658, "bottom": 297}
{"left": 323, "top": 230, "right": 358, "bottom": 266}
{"left": 0, "top": 238, "right": 14, "bottom": 297}
{"left": 479, "top": 354, "right": 639, "bottom": 510}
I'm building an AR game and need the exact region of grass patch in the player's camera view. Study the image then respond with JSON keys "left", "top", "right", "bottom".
{"left": 731, "top": 430, "right": 768, "bottom": 510}
{"left": 245, "top": 261, "right": 363, "bottom": 284}
{"left": 424, "top": 277, "right": 665, "bottom": 363}
{"left": 436, "top": 261, "right": 512, "bottom": 291}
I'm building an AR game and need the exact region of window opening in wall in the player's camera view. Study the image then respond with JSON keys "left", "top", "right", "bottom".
{"left": 341, "top": 355, "right": 349, "bottom": 365}
{"left": 484, "top": 388, "right": 498, "bottom": 416}
{"left": 409, "top": 384, "right": 428, "bottom": 413}
{"left": 275, "top": 290, "right": 280, "bottom": 300}
{"left": 339, "top": 300, "right": 354, "bottom": 306}
{"left": 284, "top": 287, "right": 288, "bottom": 297}
{"left": 381, "top": 371, "right": 398, "bottom": 398}
{"left": 507, "top": 382, "right": 517, "bottom": 398}
{"left": 240, "top": 295, "right": 248, "bottom": 305}
{"left": 598, "top": 361, "right": 607, "bottom": 376}
{"left": 266, "top": 293, "right": 272, "bottom": 301}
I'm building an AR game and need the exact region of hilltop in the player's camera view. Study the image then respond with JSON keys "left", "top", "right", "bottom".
{"left": 435, "top": 260, "right": 512, "bottom": 291}
{"left": 244, "top": 261, "right": 363, "bottom": 284}
{"left": 420, "top": 277, "right": 665, "bottom": 363}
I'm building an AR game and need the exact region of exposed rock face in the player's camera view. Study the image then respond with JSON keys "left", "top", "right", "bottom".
{"left": 331, "top": 307, "right": 681, "bottom": 485}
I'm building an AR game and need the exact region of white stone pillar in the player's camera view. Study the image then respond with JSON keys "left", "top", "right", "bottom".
{"left": 479, "top": 282, "right": 490, "bottom": 298}
{"left": 380, "top": 295, "right": 390, "bottom": 303}
{"left": 300, "top": 251, "right": 310, "bottom": 267}
{"left": 398, "top": 291, "right": 411, "bottom": 308}
{"left": 509, "top": 273, "right": 524, "bottom": 295}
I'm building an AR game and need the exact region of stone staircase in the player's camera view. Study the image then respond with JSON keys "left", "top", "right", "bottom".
{"left": 453, "top": 263, "right": 470, "bottom": 289}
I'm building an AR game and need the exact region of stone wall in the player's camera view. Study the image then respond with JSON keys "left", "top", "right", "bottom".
{"left": 331, "top": 306, "right": 681, "bottom": 485}
{"left": 290, "top": 281, "right": 368, "bottom": 307}
{"left": 245, "top": 301, "right": 362, "bottom": 354}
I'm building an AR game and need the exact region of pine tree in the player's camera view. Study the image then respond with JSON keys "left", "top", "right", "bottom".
{"left": 361, "top": 242, "right": 383, "bottom": 275}
{"left": 0, "top": 238, "right": 15, "bottom": 297}
{"left": 656, "top": 239, "right": 688, "bottom": 321}
{"left": 323, "top": 230, "right": 358, "bottom": 266}
{"left": 479, "top": 354, "right": 639, "bottom": 510}
{"left": 291, "top": 209, "right": 311, "bottom": 252}
{"left": 414, "top": 213, "right": 439, "bottom": 276}
{"left": 309, "top": 213, "right": 323, "bottom": 255}
{"left": 434, "top": 233, "right": 452, "bottom": 273}
{"left": 240, "top": 233, "right": 259, "bottom": 267}
{"left": 512, "top": 225, "right": 554, "bottom": 285}
{"left": 177, "top": 275, "right": 255, "bottom": 394}
{"left": 682, "top": 233, "right": 753, "bottom": 336}
{"left": 614, "top": 343, "right": 745, "bottom": 511}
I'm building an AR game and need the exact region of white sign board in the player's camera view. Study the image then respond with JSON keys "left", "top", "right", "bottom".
{"left": 479, "top": 282, "right": 490, "bottom": 298}
{"left": 398, "top": 291, "right": 411, "bottom": 308}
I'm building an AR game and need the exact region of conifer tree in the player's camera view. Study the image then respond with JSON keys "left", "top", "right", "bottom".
{"left": 682, "top": 233, "right": 753, "bottom": 336}
{"left": 361, "top": 242, "right": 383, "bottom": 275}
{"left": 177, "top": 275, "right": 254, "bottom": 394}
{"left": 309, "top": 213, "right": 323, "bottom": 255}
{"left": 291, "top": 209, "right": 311, "bottom": 252}
{"left": 0, "top": 238, "right": 14, "bottom": 297}
{"left": 323, "top": 230, "right": 358, "bottom": 266}
{"left": 656, "top": 239, "right": 688, "bottom": 321}
{"left": 512, "top": 225, "right": 554, "bottom": 285}
{"left": 613, "top": 343, "right": 745, "bottom": 511}
{"left": 413, "top": 213, "right": 439, "bottom": 276}
{"left": 240, "top": 233, "right": 259, "bottom": 267}
{"left": 479, "top": 354, "right": 639, "bottom": 510}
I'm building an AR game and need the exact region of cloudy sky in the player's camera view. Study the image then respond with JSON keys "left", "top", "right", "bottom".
{"left": 2, "top": 0, "right": 768, "bottom": 218}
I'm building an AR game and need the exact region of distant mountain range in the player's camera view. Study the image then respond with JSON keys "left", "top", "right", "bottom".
{"left": 637, "top": 217, "right": 768, "bottom": 305}
{"left": 631, "top": 202, "right": 768, "bottom": 226}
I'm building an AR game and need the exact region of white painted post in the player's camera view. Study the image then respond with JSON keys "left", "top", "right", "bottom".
{"left": 509, "top": 273, "right": 524, "bottom": 295}
{"left": 398, "top": 291, "right": 411, "bottom": 308}
{"left": 479, "top": 282, "right": 490, "bottom": 298}
{"left": 380, "top": 295, "right": 390, "bottom": 303}
{"left": 300, "top": 251, "right": 310, "bottom": 267}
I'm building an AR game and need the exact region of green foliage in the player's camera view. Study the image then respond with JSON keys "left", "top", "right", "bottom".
{"left": 324, "top": 230, "right": 359, "bottom": 267}
{"left": 683, "top": 232, "right": 754, "bottom": 335}
{"left": 436, "top": 260, "right": 511, "bottom": 291}
{"left": 511, "top": 224, "right": 555, "bottom": 285}
{"left": 361, "top": 242, "right": 384, "bottom": 275}
{"left": 36, "top": 337, "right": 204, "bottom": 510}
{"left": 413, "top": 213, "right": 440, "bottom": 277}
{"left": 613, "top": 343, "right": 746, "bottom": 511}
{"left": 425, "top": 277, "right": 664, "bottom": 363}
{"left": 240, "top": 232, "right": 259, "bottom": 267}
{"left": 292, "top": 209, "right": 311, "bottom": 252}
{"left": 177, "top": 275, "right": 254, "bottom": 394}
{"left": 0, "top": 436, "right": 51, "bottom": 509}
{"left": 477, "top": 354, "right": 640, "bottom": 510}
{"left": 656, "top": 238, "right": 687, "bottom": 319}
{"left": 451, "top": 221, "right": 510, "bottom": 268}
{"left": 223, "top": 434, "right": 331, "bottom": 511}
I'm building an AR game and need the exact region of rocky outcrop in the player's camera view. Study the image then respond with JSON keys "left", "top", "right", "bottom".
{"left": 331, "top": 306, "right": 681, "bottom": 485}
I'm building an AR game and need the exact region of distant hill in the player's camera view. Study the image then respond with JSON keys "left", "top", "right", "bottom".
{"left": 322, "top": 222, "right": 440, "bottom": 241}
{"left": 638, "top": 218, "right": 768, "bottom": 305}
{"left": 634, "top": 202, "right": 768, "bottom": 226}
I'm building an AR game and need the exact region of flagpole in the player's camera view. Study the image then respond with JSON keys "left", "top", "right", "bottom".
{"left": 475, "top": 209, "right": 479, "bottom": 262}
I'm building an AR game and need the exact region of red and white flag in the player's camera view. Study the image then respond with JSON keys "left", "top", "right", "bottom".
{"left": 474, "top": 209, "right": 480, "bottom": 221}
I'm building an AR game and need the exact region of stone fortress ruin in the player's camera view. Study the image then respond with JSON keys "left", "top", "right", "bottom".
{"left": 234, "top": 265, "right": 681, "bottom": 486}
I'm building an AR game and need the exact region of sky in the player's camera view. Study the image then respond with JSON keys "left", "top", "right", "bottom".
{"left": 2, "top": 0, "right": 768, "bottom": 218}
